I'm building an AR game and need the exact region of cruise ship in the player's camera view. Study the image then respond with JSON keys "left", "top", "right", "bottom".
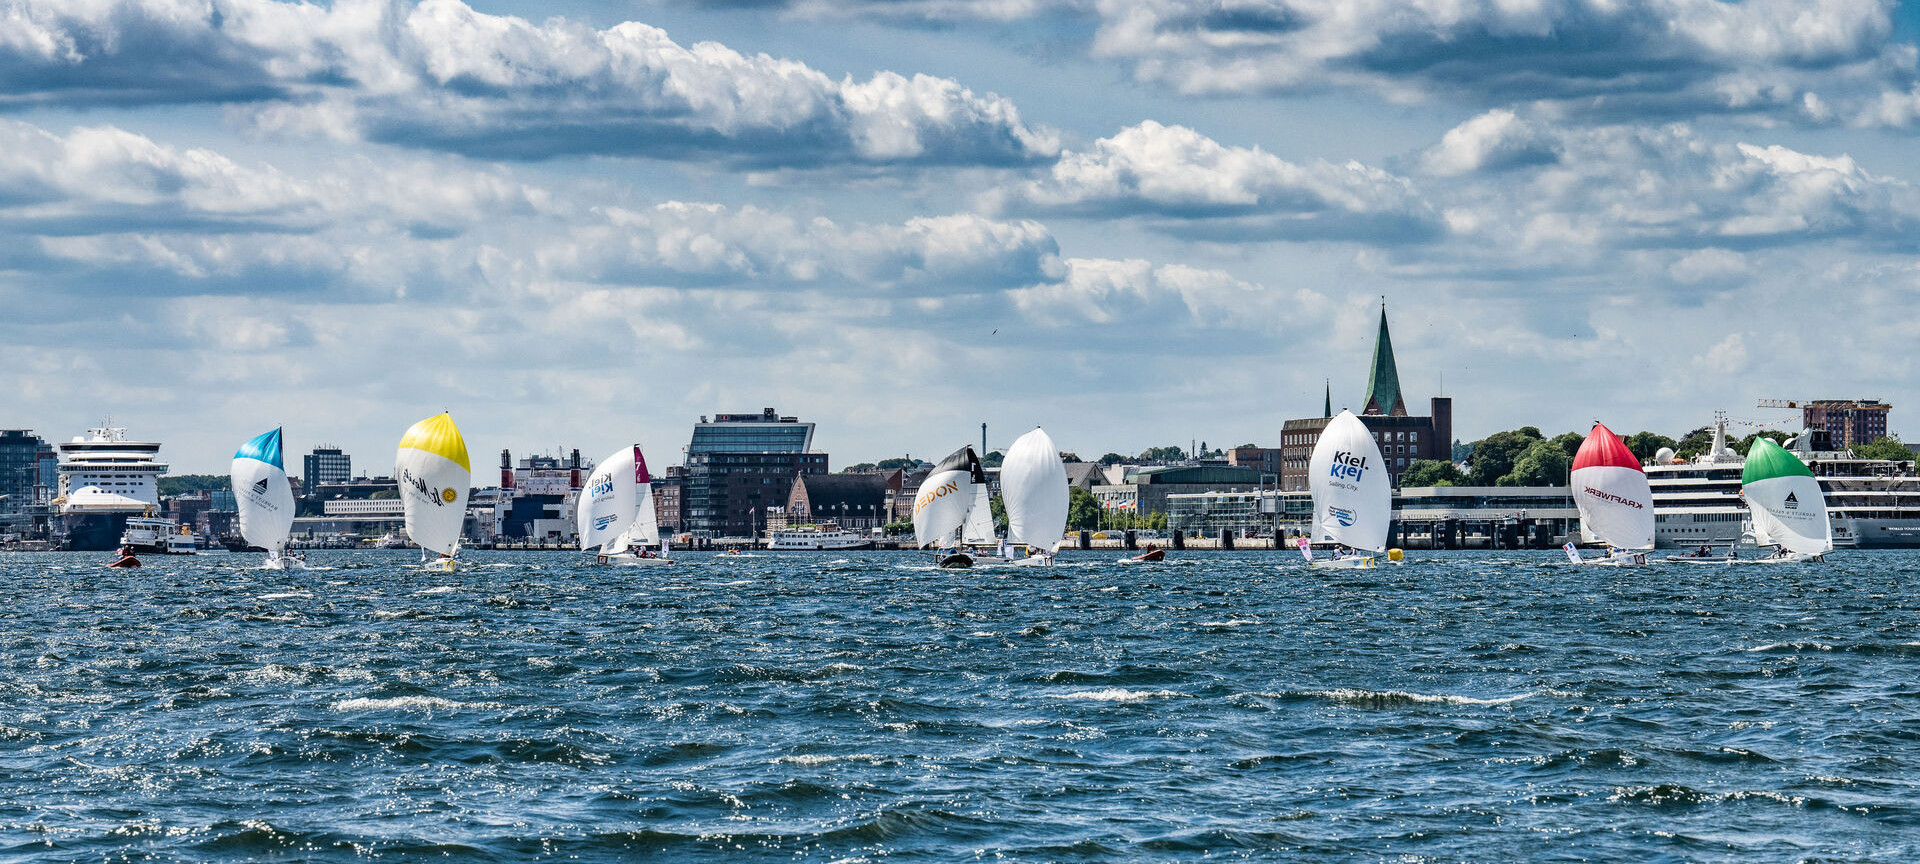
{"left": 55, "top": 425, "right": 168, "bottom": 551}
{"left": 1648, "top": 415, "right": 1920, "bottom": 549}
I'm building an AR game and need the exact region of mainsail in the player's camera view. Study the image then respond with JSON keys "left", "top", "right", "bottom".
{"left": 1307, "top": 410, "right": 1390, "bottom": 552}
{"left": 1742, "top": 437, "right": 1831, "bottom": 555}
{"left": 1571, "top": 423, "right": 1654, "bottom": 550}
{"left": 1002, "top": 427, "right": 1068, "bottom": 552}
{"left": 914, "top": 446, "right": 985, "bottom": 548}
{"left": 231, "top": 427, "right": 294, "bottom": 556}
{"left": 396, "top": 413, "right": 471, "bottom": 556}
{"left": 962, "top": 483, "right": 996, "bottom": 543}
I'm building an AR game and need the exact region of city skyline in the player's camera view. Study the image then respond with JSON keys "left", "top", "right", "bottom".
{"left": 8, "top": 1, "right": 1920, "bottom": 473}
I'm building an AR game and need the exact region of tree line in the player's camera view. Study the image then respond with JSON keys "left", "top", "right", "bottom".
{"left": 1402, "top": 426, "right": 1915, "bottom": 488}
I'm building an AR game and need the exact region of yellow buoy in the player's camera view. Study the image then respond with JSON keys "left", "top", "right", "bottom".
{"left": 1387, "top": 548, "right": 1404, "bottom": 562}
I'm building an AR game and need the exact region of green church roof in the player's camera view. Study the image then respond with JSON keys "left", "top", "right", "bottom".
{"left": 1363, "top": 305, "right": 1405, "bottom": 417}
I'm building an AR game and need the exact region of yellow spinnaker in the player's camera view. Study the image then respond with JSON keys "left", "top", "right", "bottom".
{"left": 398, "top": 412, "right": 470, "bottom": 472}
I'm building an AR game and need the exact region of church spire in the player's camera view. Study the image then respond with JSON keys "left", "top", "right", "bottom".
{"left": 1323, "top": 379, "right": 1332, "bottom": 418}
{"left": 1362, "top": 300, "right": 1406, "bottom": 417}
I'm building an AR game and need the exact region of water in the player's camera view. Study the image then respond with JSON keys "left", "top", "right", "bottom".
{"left": 3, "top": 549, "right": 1919, "bottom": 862}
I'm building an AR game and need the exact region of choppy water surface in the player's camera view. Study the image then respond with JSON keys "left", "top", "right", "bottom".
{"left": 4, "top": 549, "right": 1920, "bottom": 861}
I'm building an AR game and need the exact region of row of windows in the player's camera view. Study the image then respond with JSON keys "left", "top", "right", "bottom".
{"left": 1283, "top": 430, "right": 1420, "bottom": 446}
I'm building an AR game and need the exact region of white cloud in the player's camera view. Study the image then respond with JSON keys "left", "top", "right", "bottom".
{"left": 1422, "top": 111, "right": 1920, "bottom": 256}
{"left": 995, "top": 120, "right": 1436, "bottom": 241}
{"left": 1008, "top": 257, "right": 1328, "bottom": 333}
{"left": 0, "top": 0, "right": 1059, "bottom": 167}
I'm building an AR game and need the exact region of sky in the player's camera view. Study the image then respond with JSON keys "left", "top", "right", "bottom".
{"left": 8, "top": 0, "right": 1920, "bottom": 474}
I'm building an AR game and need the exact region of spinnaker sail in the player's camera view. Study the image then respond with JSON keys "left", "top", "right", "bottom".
{"left": 1002, "top": 427, "right": 1068, "bottom": 552}
{"left": 578, "top": 445, "right": 661, "bottom": 554}
{"left": 396, "top": 413, "right": 471, "bottom": 556}
{"left": 914, "top": 446, "right": 985, "bottom": 548}
{"left": 1307, "top": 410, "right": 1390, "bottom": 553}
{"left": 231, "top": 427, "right": 294, "bottom": 557}
{"left": 1571, "top": 423, "right": 1654, "bottom": 550}
{"left": 1742, "top": 437, "right": 1831, "bottom": 556}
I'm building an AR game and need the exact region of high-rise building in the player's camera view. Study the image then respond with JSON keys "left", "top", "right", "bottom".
{"left": 1280, "top": 305, "right": 1453, "bottom": 491}
{"left": 1800, "top": 400, "right": 1891, "bottom": 451}
{"left": 0, "top": 430, "right": 45, "bottom": 515}
{"left": 683, "top": 408, "right": 827, "bottom": 537}
{"left": 302, "top": 446, "right": 351, "bottom": 496}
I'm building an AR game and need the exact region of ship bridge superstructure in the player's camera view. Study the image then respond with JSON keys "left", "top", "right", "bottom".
{"left": 56, "top": 426, "right": 167, "bottom": 510}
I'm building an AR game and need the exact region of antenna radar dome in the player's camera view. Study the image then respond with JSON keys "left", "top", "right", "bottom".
{"left": 1654, "top": 447, "right": 1677, "bottom": 465}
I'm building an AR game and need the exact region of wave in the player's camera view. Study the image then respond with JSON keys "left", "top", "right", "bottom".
{"left": 331, "top": 696, "right": 496, "bottom": 712}
{"left": 771, "top": 753, "right": 895, "bottom": 766}
{"left": 1043, "top": 688, "right": 1191, "bottom": 702}
{"left": 1244, "top": 688, "right": 1537, "bottom": 708}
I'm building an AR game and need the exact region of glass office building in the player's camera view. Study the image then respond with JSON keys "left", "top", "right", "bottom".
{"left": 684, "top": 409, "right": 825, "bottom": 538}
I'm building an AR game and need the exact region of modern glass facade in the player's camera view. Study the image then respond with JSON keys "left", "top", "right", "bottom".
{"left": 683, "top": 409, "right": 824, "bottom": 537}
{"left": 0, "top": 430, "right": 45, "bottom": 515}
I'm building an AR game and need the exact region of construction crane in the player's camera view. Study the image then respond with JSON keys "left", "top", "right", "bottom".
{"left": 1757, "top": 399, "right": 1808, "bottom": 410}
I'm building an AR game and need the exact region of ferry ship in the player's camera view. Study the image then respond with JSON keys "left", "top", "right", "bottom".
{"left": 120, "top": 517, "right": 201, "bottom": 554}
{"left": 55, "top": 425, "right": 168, "bottom": 552}
{"left": 1648, "top": 415, "right": 1920, "bottom": 549}
{"left": 766, "top": 523, "right": 873, "bottom": 550}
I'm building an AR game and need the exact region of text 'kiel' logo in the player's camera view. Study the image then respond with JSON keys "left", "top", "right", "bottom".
{"left": 1329, "top": 450, "right": 1368, "bottom": 483}
{"left": 1784, "top": 491, "right": 1799, "bottom": 510}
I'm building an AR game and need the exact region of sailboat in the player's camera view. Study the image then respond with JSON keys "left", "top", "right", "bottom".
{"left": 579, "top": 444, "right": 672, "bottom": 566}
{"left": 1741, "top": 437, "right": 1830, "bottom": 564}
{"left": 396, "top": 413, "right": 471, "bottom": 572}
{"left": 914, "top": 445, "right": 987, "bottom": 569}
{"left": 231, "top": 427, "right": 301, "bottom": 569}
{"left": 1003, "top": 427, "right": 1068, "bottom": 566}
{"left": 1566, "top": 423, "right": 1653, "bottom": 566}
{"left": 1305, "top": 410, "right": 1393, "bottom": 568}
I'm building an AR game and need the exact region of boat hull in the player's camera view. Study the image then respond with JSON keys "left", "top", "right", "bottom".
{"left": 60, "top": 513, "right": 135, "bottom": 552}
{"left": 597, "top": 554, "right": 674, "bottom": 566}
{"left": 1310, "top": 556, "right": 1375, "bottom": 569}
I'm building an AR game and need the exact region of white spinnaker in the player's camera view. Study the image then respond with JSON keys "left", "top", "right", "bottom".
{"left": 1572, "top": 465, "right": 1655, "bottom": 550}
{"left": 1307, "top": 410, "right": 1391, "bottom": 552}
{"left": 578, "top": 448, "right": 638, "bottom": 554}
{"left": 913, "top": 469, "right": 975, "bottom": 548}
{"left": 962, "top": 482, "right": 996, "bottom": 543}
{"left": 1003, "top": 427, "right": 1068, "bottom": 551}
{"left": 231, "top": 455, "right": 293, "bottom": 555}
{"left": 1746, "top": 475, "right": 1831, "bottom": 555}
{"left": 397, "top": 450, "right": 470, "bottom": 557}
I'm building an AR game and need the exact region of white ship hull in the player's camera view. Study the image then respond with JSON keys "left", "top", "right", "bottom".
{"left": 766, "top": 526, "right": 872, "bottom": 550}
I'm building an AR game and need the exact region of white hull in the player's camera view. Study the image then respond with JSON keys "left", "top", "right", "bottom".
{"left": 1754, "top": 551, "right": 1825, "bottom": 564}
{"left": 1572, "top": 551, "right": 1648, "bottom": 567}
{"left": 596, "top": 553, "right": 673, "bottom": 566}
{"left": 1310, "top": 556, "right": 1375, "bottom": 569}
{"left": 1664, "top": 555, "right": 1740, "bottom": 566}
